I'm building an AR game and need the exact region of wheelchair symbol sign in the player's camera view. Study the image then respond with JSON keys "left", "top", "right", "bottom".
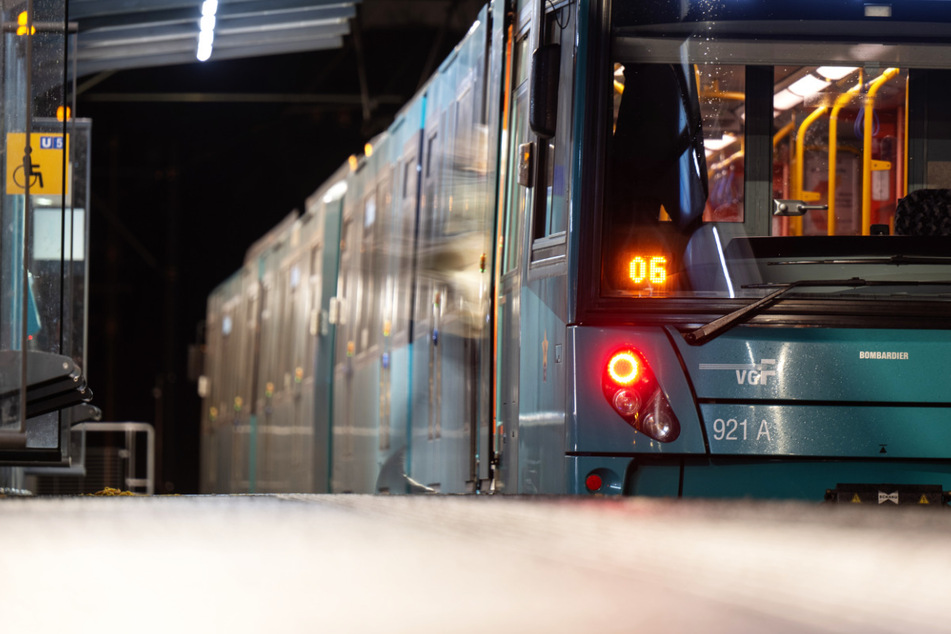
{"left": 5, "top": 133, "right": 68, "bottom": 195}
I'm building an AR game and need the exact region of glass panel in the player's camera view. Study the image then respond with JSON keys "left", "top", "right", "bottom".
{"left": 604, "top": 60, "right": 709, "bottom": 297}
{"left": 601, "top": 30, "right": 951, "bottom": 309}
{"left": 772, "top": 66, "right": 905, "bottom": 237}
{"left": 503, "top": 89, "right": 528, "bottom": 272}
{"left": 533, "top": 6, "right": 573, "bottom": 241}
{"left": 361, "top": 191, "right": 378, "bottom": 352}
{"left": 699, "top": 65, "right": 746, "bottom": 223}
{"left": 503, "top": 34, "right": 531, "bottom": 272}
{"left": 0, "top": 1, "right": 73, "bottom": 457}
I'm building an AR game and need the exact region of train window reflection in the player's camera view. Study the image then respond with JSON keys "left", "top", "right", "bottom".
{"left": 698, "top": 65, "right": 745, "bottom": 223}
{"left": 603, "top": 54, "right": 920, "bottom": 299}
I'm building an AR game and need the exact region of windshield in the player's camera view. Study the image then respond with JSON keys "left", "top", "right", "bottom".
{"left": 602, "top": 13, "right": 951, "bottom": 305}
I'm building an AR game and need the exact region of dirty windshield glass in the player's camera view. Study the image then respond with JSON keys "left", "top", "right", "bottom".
{"left": 602, "top": 30, "right": 951, "bottom": 303}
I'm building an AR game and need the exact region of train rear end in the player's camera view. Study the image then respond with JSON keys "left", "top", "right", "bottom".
{"left": 571, "top": 325, "right": 951, "bottom": 503}
{"left": 569, "top": 0, "right": 951, "bottom": 502}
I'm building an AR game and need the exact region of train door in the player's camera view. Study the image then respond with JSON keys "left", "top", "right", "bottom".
{"left": 256, "top": 266, "right": 280, "bottom": 491}
{"left": 514, "top": 0, "right": 575, "bottom": 493}
{"left": 376, "top": 133, "right": 421, "bottom": 494}
{"left": 413, "top": 116, "right": 438, "bottom": 487}
{"left": 283, "top": 247, "right": 307, "bottom": 491}
{"left": 240, "top": 275, "right": 260, "bottom": 492}
{"left": 448, "top": 73, "right": 484, "bottom": 491}
{"left": 313, "top": 192, "right": 343, "bottom": 493}
{"left": 495, "top": 6, "right": 534, "bottom": 492}
{"left": 375, "top": 169, "right": 394, "bottom": 461}
{"left": 332, "top": 203, "right": 356, "bottom": 491}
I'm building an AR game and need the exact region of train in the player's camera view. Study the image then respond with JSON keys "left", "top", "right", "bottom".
{"left": 200, "top": 0, "right": 951, "bottom": 503}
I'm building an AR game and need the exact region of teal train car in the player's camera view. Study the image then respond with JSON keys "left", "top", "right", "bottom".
{"left": 201, "top": 0, "right": 951, "bottom": 504}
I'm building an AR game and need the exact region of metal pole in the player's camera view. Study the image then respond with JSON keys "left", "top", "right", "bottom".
{"left": 19, "top": 0, "right": 35, "bottom": 436}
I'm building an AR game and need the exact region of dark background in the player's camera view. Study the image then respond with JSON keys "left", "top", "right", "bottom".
{"left": 77, "top": 0, "right": 484, "bottom": 493}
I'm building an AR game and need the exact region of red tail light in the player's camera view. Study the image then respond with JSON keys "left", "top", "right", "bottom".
{"left": 602, "top": 347, "right": 680, "bottom": 442}
{"left": 607, "top": 351, "right": 640, "bottom": 386}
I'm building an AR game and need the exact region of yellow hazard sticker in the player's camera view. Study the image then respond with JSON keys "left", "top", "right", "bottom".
{"left": 851, "top": 493, "right": 862, "bottom": 503}
{"left": 919, "top": 494, "right": 930, "bottom": 504}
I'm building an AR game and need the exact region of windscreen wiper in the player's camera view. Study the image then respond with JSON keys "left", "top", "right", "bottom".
{"left": 682, "top": 278, "right": 951, "bottom": 346}
{"left": 769, "top": 255, "right": 951, "bottom": 266}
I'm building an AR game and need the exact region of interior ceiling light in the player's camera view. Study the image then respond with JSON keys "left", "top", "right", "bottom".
{"left": 817, "top": 66, "right": 859, "bottom": 81}
{"left": 773, "top": 88, "right": 802, "bottom": 111}
{"left": 197, "top": 0, "right": 218, "bottom": 62}
{"left": 704, "top": 133, "right": 736, "bottom": 151}
{"left": 788, "top": 74, "right": 831, "bottom": 98}
{"left": 773, "top": 71, "right": 833, "bottom": 111}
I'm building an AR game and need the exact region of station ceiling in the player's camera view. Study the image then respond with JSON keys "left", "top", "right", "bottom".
{"left": 70, "top": 0, "right": 483, "bottom": 77}
{"left": 70, "top": 0, "right": 484, "bottom": 135}
{"left": 70, "top": 0, "right": 359, "bottom": 76}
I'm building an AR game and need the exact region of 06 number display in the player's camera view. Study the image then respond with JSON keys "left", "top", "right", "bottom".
{"left": 629, "top": 256, "right": 667, "bottom": 284}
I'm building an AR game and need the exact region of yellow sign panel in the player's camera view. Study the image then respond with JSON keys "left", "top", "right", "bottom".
{"left": 5, "top": 133, "right": 69, "bottom": 196}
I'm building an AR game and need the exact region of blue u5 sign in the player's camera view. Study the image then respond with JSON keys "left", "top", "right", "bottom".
{"left": 39, "top": 136, "right": 65, "bottom": 150}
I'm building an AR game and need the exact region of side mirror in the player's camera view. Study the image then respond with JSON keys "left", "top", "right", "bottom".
{"left": 530, "top": 43, "right": 560, "bottom": 139}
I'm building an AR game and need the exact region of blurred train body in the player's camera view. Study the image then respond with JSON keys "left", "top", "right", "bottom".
{"left": 202, "top": 0, "right": 951, "bottom": 501}
{"left": 201, "top": 7, "right": 497, "bottom": 493}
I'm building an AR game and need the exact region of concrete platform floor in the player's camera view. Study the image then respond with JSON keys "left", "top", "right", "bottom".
{"left": 2, "top": 494, "right": 950, "bottom": 632}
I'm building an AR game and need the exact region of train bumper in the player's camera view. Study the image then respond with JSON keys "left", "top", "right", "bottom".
{"left": 569, "top": 454, "right": 951, "bottom": 504}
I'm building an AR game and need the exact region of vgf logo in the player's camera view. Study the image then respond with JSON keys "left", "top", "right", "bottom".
{"left": 39, "top": 136, "right": 64, "bottom": 150}
{"left": 699, "top": 359, "right": 777, "bottom": 386}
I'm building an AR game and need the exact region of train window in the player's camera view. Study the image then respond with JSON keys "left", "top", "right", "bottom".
{"left": 306, "top": 244, "right": 320, "bottom": 370}
{"left": 361, "top": 192, "right": 379, "bottom": 352}
{"left": 502, "top": 34, "right": 532, "bottom": 274}
{"left": 417, "top": 126, "right": 439, "bottom": 326}
{"left": 377, "top": 171, "right": 393, "bottom": 343}
{"left": 285, "top": 264, "right": 299, "bottom": 375}
{"left": 445, "top": 85, "right": 474, "bottom": 237}
{"left": 396, "top": 145, "right": 418, "bottom": 338}
{"left": 364, "top": 193, "right": 376, "bottom": 228}
{"left": 770, "top": 65, "right": 907, "bottom": 237}
{"left": 531, "top": 4, "right": 573, "bottom": 246}
{"left": 335, "top": 218, "right": 352, "bottom": 363}
{"left": 699, "top": 65, "right": 746, "bottom": 223}
{"left": 504, "top": 89, "right": 529, "bottom": 274}
{"left": 426, "top": 133, "right": 438, "bottom": 177}
{"left": 402, "top": 157, "right": 414, "bottom": 200}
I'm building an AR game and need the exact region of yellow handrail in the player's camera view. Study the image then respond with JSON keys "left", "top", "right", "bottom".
{"left": 710, "top": 150, "right": 744, "bottom": 173}
{"left": 795, "top": 106, "right": 829, "bottom": 200}
{"left": 903, "top": 75, "right": 909, "bottom": 201}
{"left": 827, "top": 74, "right": 863, "bottom": 235}
{"left": 773, "top": 121, "right": 795, "bottom": 147}
{"left": 700, "top": 78, "right": 745, "bottom": 102}
{"left": 862, "top": 68, "right": 900, "bottom": 235}
{"left": 792, "top": 106, "right": 829, "bottom": 235}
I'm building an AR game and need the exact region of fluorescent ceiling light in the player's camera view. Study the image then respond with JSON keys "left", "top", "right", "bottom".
{"left": 704, "top": 133, "right": 736, "bottom": 151}
{"left": 773, "top": 88, "right": 802, "bottom": 111}
{"left": 197, "top": 0, "right": 218, "bottom": 61}
{"left": 788, "top": 74, "right": 831, "bottom": 98}
{"left": 816, "top": 66, "right": 858, "bottom": 81}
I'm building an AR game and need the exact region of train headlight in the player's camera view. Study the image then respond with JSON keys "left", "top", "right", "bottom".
{"left": 612, "top": 388, "right": 640, "bottom": 416}
{"left": 639, "top": 391, "right": 680, "bottom": 443}
{"left": 602, "top": 346, "right": 680, "bottom": 443}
